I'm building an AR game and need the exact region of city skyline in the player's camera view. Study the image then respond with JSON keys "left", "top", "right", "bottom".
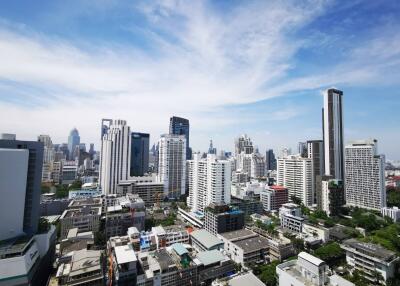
{"left": 0, "top": 1, "right": 400, "bottom": 159}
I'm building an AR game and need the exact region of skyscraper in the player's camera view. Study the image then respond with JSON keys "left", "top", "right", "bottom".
{"left": 265, "top": 149, "right": 276, "bottom": 171}
{"left": 157, "top": 134, "right": 186, "bottom": 199}
{"left": 169, "top": 116, "right": 191, "bottom": 160}
{"left": 323, "top": 88, "right": 344, "bottom": 180}
{"left": 100, "top": 119, "right": 131, "bottom": 195}
{"left": 208, "top": 139, "right": 217, "bottom": 154}
{"left": 130, "top": 132, "right": 150, "bottom": 176}
{"left": 0, "top": 135, "right": 44, "bottom": 235}
{"left": 307, "top": 140, "right": 324, "bottom": 203}
{"left": 38, "top": 134, "right": 54, "bottom": 163}
{"left": 345, "top": 139, "right": 386, "bottom": 211}
{"left": 67, "top": 128, "right": 80, "bottom": 160}
{"left": 187, "top": 153, "right": 231, "bottom": 212}
{"left": 235, "top": 134, "right": 253, "bottom": 155}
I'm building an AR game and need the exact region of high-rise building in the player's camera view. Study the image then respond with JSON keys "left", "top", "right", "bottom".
{"left": 204, "top": 204, "right": 244, "bottom": 235}
{"left": 235, "top": 134, "right": 253, "bottom": 156}
{"left": 67, "top": 128, "right": 80, "bottom": 160}
{"left": 208, "top": 139, "right": 217, "bottom": 154}
{"left": 277, "top": 155, "right": 314, "bottom": 207}
{"left": 38, "top": 134, "right": 54, "bottom": 163}
{"left": 265, "top": 149, "right": 276, "bottom": 171}
{"left": 157, "top": 134, "right": 186, "bottom": 199}
{"left": 250, "top": 152, "right": 266, "bottom": 178}
{"left": 169, "top": 116, "right": 191, "bottom": 160}
{"left": 298, "top": 142, "right": 307, "bottom": 158}
{"left": 130, "top": 132, "right": 150, "bottom": 176}
{"left": 187, "top": 153, "right": 231, "bottom": 212}
{"left": 0, "top": 135, "right": 44, "bottom": 235}
{"left": 307, "top": 140, "right": 324, "bottom": 203}
{"left": 316, "top": 176, "right": 345, "bottom": 217}
{"left": 260, "top": 185, "right": 289, "bottom": 212}
{"left": 323, "top": 88, "right": 344, "bottom": 180}
{"left": 345, "top": 139, "right": 386, "bottom": 210}
{"left": 100, "top": 119, "right": 131, "bottom": 195}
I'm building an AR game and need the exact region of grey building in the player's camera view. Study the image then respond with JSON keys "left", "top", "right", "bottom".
{"left": 67, "top": 128, "right": 80, "bottom": 160}
{"left": 130, "top": 132, "right": 150, "bottom": 176}
{"left": 169, "top": 116, "right": 191, "bottom": 160}
{"left": 307, "top": 140, "right": 324, "bottom": 203}
{"left": 265, "top": 149, "right": 276, "bottom": 171}
{"left": 0, "top": 135, "right": 43, "bottom": 235}
{"left": 204, "top": 204, "right": 245, "bottom": 235}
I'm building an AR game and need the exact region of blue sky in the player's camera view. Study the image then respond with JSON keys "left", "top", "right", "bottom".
{"left": 0, "top": 0, "right": 399, "bottom": 159}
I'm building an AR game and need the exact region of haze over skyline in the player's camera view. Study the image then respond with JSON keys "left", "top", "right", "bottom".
{"left": 0, "top": 0, "right": 399, "bottom": 159}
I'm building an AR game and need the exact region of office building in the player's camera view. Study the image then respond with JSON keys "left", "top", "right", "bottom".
{"left": 187, "top": 153, "right": 231, "bottom": 212}
{"left": 307, "top": 140, "right": 324, "bottom": 203}
{"left": 323, "top": 88, "right": 344, "bottom": 180}
{"left": 260, "top": 185, "right": 289, "bottom": 212}
{"left": 204, "top": 204, "right": 244, "bottom": 235}
{"left": 316, "top": 176, "right": 345, "bottom": 216}
{"left": 265, "top": 149, "right": 276, "bottom": 171}
{"left": 208, "top": 139, "right": 217, "bottom": 154}
{"left": 345, "top": 139, "right": 386, "bottom": 210}
{"left": 277, "top": 155, "right": 314, "bottom": 206}
{"left": 0, "top": 136, "right": 44, "bottom": 235}
{"left": 130, "top": 132, "right": 149, "bottom": 176}
{"left": 67, "top": 128, "right": 80, "bottom": 160}
{"left": 341, "top": 239, "right": 399, "bottom": 284}
{"left": 100, "top": 119, "right": 131, "bottom": 195}
{"left": 169, "top": 116, "right": 191, "bottom": 160}
{"left": 276, "top": 252, "right": 354, "bottom": 286}
{"left": 157, "top": 134, "right": 186, "bottom": 199}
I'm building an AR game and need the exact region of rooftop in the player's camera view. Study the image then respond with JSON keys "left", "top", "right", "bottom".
{"left": 227, "top": 272, "right": 265, "bottom": 286}
{"left": 195, "top": 250, "right": 225, "bottom": 266}
{"left": 219, "top": 229, "right": 256, "bottom": 241}
{"left": 115, "top": 244, "right": 137, "bottom": 264}
{"left": 298, "top": 251, "right": 325, "bottom": 266}
{"left": 233, "top": 235, "right": 269, "bottom": 253}
{"left": 191, "top": 229, "right": 223, "bottom": 249}
{"left": 342, "top": 239, "right": 398, "bottom": 262}
{"left": 171, "top": 243, "right": 188, "bottom": 256}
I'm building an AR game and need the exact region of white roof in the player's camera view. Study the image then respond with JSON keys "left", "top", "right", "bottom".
{"left": 114, "top": 245, "right": 137, "bottom": 264}
{"left": 298, "top": 252, "right": 324, "bottom": 266}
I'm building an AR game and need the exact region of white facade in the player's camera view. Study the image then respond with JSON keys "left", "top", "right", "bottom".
{"left": 381, "top": 207, "right": 400, "bottom": 222}
{"left": 187, "top": 153, "right": 231, "bottom": 212}
{"left": 157, "top": 134, "right": 186, "bottom": 199}
{"left": 345, "top": 139, "right": 386, "bottom": 210}
{"left": 0, "top": 148, "right": 28, "bottom": 241}
{"left": 277, "top": 155, "right": 314, "bottom": 206}
{"left": 100, "top": 119, "right": 131, "bottom": 195}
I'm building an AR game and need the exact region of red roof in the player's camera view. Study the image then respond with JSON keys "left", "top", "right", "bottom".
{"left": 269, "top": 185, "right": 287, "bottom": 191}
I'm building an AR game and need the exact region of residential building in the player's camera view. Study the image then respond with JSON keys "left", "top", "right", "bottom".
{"left": 250, "top": 152, "right": 266, "bottom": 178}
{"left": 341, "top": 239, "right": 399, "bottom": 284}
{"left": 345, "top": 139, "right": 386, "bottom": 210}
{"left": 187, "top": 153, "right": 231, "bottom": 212}
{"left": 117, "top": 176, "right": 164, "bottom": 207}
{"left": 204, "top": 204, "right": 245, "bottom": 235}
{"left": 218, "top": 229, "right": 268, "bottom": 265}
{"left": 151, "top": 225, "right": 190, "bottom": 248}
{"left": 0, "top": 136, "right": 43, "bottom": 235}
{"left": 381, "top": 206, "right": 400, "bottom": 222}
{"left": 276, "top": 252, "right": 354, "bottom": 286}
{"left": 100, "top": 119, "right": 131, "bottom": 195}
{"left": 316, "top": 176, "right": 345, "bottom": 216}
{"left": 130, "top": 132, "right": 149, "bottom": 176}
{"left": 67, "top": 128, "right": 80, "bottom": 160}
{"left": 323, "top": 88, "right": 344, "bottom": 180}
{"left": 38, "top": 134, "right": 55, "bottom": 164}
{"left": 279, "top": 203, "right": 304, "bottom": 233}
{"left": 157, "top": 133, "right": 186, "bottom": 199}
{"left": 307, "top": 140, "right": 324, "bottom": 203}
{"left": 277, "top": 154, "right": 314, "bottom": 206}
{"left": 61, "top": 161, "right": 78, "bottom": 184}
{"left": 111, "top": 243, "right": 138, "bottom": 285}
{"left": 260, "top": 185, "right": 289, "bottom": 212}
{"left": 169, "top": 116, "right": 191, "bottom": 160}
{"left": 190, "top": 229, "right": 224, "bottom": 252}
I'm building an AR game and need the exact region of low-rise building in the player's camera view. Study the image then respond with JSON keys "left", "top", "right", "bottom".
{"left": 302, "top": 223, "right": 330, "bottom": 243}
{"left": 218, "top": 229, "right": 268, "bottom": 265}
{"left": 341, "top": 239, "right": 399, "bottom": 284}
{"left": 260, "top": 185, "right": 289, "bottom": 212}
{"left": 204, "top": 203, "right": 245, "bottom": 235}
{"left": 212, "top": 272, "right": 264, "bottom": 286}
{"left": 190, "top": 229, "right": 224, "bottom": 252}
{"left": 276, "top": 252, "right": 354, "bottom": 286}
{"left": 250, "top": 213, "right": 272, "bottom": 225}
{"left": 178, "top": 207, "right": 204, "bottom": 228}
{"left": 230, "top": 196, "right": 263, "bottom": 216}
{"left": 117, "top": 176, "right": 164, "bottom": 207}
{"left": 279, "top": 203, "right": 304, "bottom": 233}
{"left": 152, "top": 225, "right": 190, "bottom": 248}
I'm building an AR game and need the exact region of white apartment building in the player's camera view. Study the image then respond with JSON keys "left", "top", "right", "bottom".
{"left": 157, "top": 134, "right": 186, "bottom": 199}
{"left": 277, "top": 154, "right": 314, "bottom": 206}
{"left": 187, "top": 153, "right": 231, "bottom": 212}
{"left": 381, "top": 207, "right": 400, "bottom": 222}
{"left": 100, "top": 119, "right": 131, "bottom": 195}
{"left": 345, "top": 139, "right": 386, "bottom": 210}
{"left": 279, "top": 203, "right": 304, "bottom": 233}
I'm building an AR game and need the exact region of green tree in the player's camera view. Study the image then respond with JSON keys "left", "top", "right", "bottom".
{"left": 313, "top": 242, "right": 345, "bottom": 266}
{"left": 38, "top": 217, "right": 50, "bottom": 233}
{"left": 55, "top": 184, "right": 69, "bottom": 198}
{"left": 94, "top": 231, "right": 106, "bottom": 247}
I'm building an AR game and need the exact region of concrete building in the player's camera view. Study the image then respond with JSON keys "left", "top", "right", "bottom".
{"left": 117, "top": 176, "right": 164, "bottom": 206}
{"left": 187, "top": 154, "right": 231, "bottom": 212}
{"left": 218, "top": 229, "right": 268, "bottom": 265}
{"left": 276, "top": 252, "right": 354, "bottom": 286}
{"left": 260, "top": 185, "right": 289, "bottom": 212}
{"left": 68, "top": 128, "right": 80, "bottom": 160}
{"left": 316, "top": 176, "right": 345, "bottom": 216}
{"left": 61, "top": 161, "right": 78, "bottom": 184}
{"left": 279, "top": 203, "right": 304, "bottom": 233}
{"left": 130, "top": 132, "right": 149, "bottom": 176}
{"left": 157, "top": 134, "right": 186, "bottom": 199}
{"left": 60, "top": 198, "right": 103, "bottom": 238}
{"left": 381, "top": 206, "right": 400, "bottom": 222}
{"left": 204, "top": 204, "right": 245, "bottom": 235}
{"left": 169, "top": 116, "right": 191, "bottom": 160}
{"left": 151, "top": 225, "right": 190, "bottom": 249}
{"left": 265, "top": 149, "right": 276, "bottom": 171}
{"left": 277, "top": 155, "right": 314, "bottom": 206}
{"left": 100, "top": 119, "right": 131, "bottom": 195}
{"left": 190, "top": 229, "right": 224, "bottom": 252}
{"left": 0, "top": 136, "right": 44, "bottom": 236}
{"left": 212, "top": 272, "right": 264, "bottom": 286}
{"left": 345, "top": 139, "right": 386, "bottom": 210}
{"left": 323, "top": 88, "right": 344, "bottom": 180}
{"left": 234, "top": 134, "right": 253, "bottom": 156}
{"left": 307, "top": 140, "right": 324, "bottom": 203}
{"left": 341, "top": 239, "right": 399, "bottom": 284}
